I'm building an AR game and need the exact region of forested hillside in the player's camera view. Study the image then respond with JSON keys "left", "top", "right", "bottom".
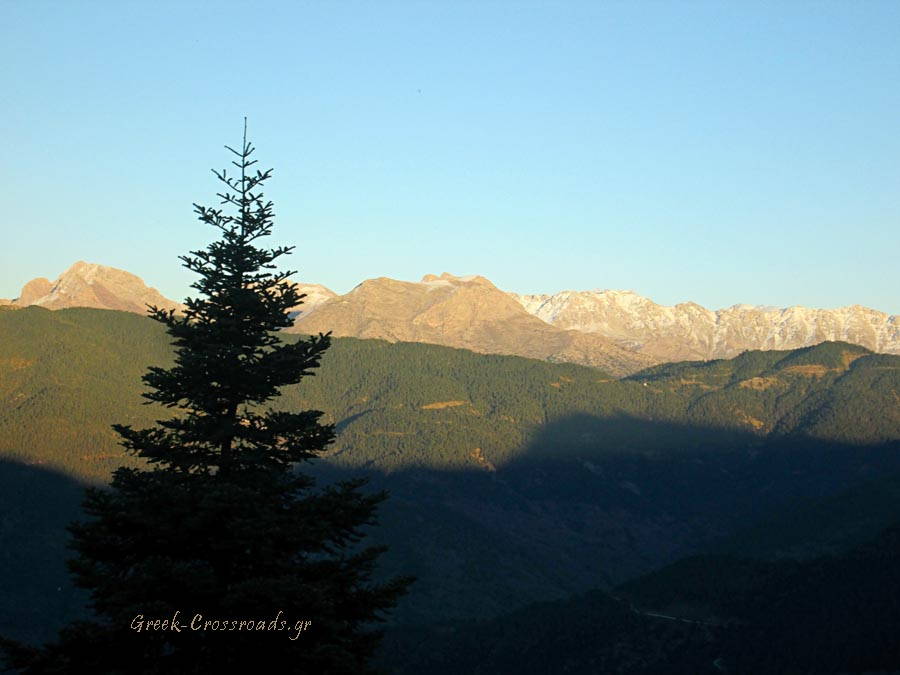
{"left": 3, "top": 307, "right": 895, "bottom": 479}
{"left": 1, "top": 306, "right": 899, "bottom": 667}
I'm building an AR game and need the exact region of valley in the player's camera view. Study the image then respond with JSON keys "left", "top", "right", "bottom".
{"left": 1, "top": 306, "right": 898, "bottom": 673}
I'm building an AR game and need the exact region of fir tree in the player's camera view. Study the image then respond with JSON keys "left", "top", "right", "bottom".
{"left": 1, "top": 122, "right": 411, "bottom": 674}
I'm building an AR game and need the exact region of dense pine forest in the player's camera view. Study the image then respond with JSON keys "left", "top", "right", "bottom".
{"left": 2, "top": 306, "right": 896, "bottom": 479}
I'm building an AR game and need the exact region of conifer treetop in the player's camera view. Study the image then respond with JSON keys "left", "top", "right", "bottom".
{"left": 114, "top": 120, "right": 334, "bottom": 476}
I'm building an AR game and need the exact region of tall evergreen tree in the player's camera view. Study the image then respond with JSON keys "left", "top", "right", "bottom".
{"left": 1, "top": 123, "right": 411, "bottom": 674}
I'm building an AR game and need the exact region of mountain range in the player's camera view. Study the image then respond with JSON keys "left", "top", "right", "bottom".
{"left": 4, "top": 262, "right": 897, "bottom": 374}
{"left": 515, "top": 288, "right": 900, "bottom": 362}
{"left": 286, "top": 273, "right": 653, "bottom": 376}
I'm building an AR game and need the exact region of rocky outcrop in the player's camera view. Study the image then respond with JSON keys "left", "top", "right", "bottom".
{"left": 17, "top": 278, "right": 53, "bottom": 306}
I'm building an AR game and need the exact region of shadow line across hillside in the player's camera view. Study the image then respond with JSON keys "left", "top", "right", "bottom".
{"left": 2, "top": 413, "right": 899, "bottom": 646}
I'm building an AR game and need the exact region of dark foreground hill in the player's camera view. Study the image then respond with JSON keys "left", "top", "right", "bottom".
{"left": 379, "top": 588, "right": 722, "bottom": 675}
{"left": 1, "top": 307, "right": 899, "bottom": 666}
{"left": 380, "top": 520, "right": 900, "bottom": 674}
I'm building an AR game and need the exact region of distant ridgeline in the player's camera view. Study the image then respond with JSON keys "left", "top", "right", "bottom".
{"left": 1, "top": 306, "right": 899, "bottom": 671}
{"left": 6, "top": 262, "right": 900, "bottom": 376}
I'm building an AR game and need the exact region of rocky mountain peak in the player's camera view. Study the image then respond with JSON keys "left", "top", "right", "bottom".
{"left": 420, "top": 272, "right": 495, "bottom": 287}
{"left": 286, "top": 281, "right": 337, "bottom": 318}
{"left": 12, "top": 262, "right": 182, "bottom": 314}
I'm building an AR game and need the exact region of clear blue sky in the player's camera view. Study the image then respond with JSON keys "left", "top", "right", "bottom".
{"left": 3, "top": 1, "right": 899, "bottom": 313}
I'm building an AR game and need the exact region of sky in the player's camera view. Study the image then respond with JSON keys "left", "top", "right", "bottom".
{"left": 2, "top": 1, "right": 899, "bottom": 313}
